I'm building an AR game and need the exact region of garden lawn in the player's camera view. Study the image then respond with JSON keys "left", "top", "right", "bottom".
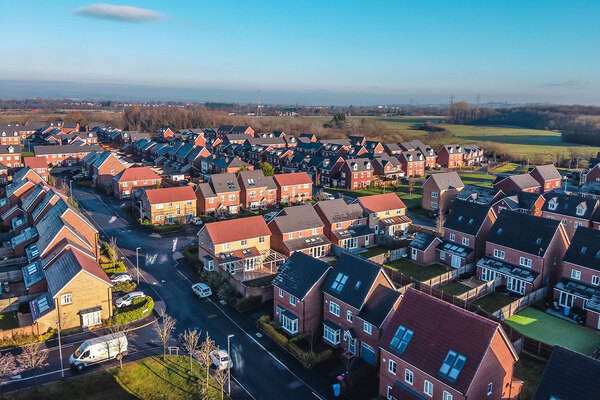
{"left": 457, "top": 173, "right": 496, "bottom": 187}
{"left": 472, "top": 292, "right": 516, "bottom": 313}
{"left": 360, "top": 245, "right": 389, "bottom": 259}
{"left": 439, "top": 281, "right": 471, "bottom": 296}
{"left": 385, "top": 259, "right": 448, "bottom": 281}
{"left": 7, "top": 355, "right": 223, "bottom": 400}
{"left": 491, "top": 163, "right": 520, "bottom": 173}
{"left": 513, "top": 353, "right": 547, "bottom": 400}
{"left": 506, "top": 307, "right": 600, "bottom": 355}
{"left": 0, "top": 313, "right": 18, "bottom": 330}
{"left": 399, "top": 194, "right": 422, "bottom": 210}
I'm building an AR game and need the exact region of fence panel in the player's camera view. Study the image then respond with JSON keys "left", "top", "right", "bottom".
{"left": 492, "top": 287, "right": 548, "bottom": 321}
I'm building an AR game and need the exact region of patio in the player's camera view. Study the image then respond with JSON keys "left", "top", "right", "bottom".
{"left": 506, "top": 307, "right": 600, "bottom": 355}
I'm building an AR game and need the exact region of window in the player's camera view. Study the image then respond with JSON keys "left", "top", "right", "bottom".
{"left": 431, "top": 191, "right": 438, "bottom": 198}
{"left": 346, "top": 310, "right": 353, "bottom": 323}
{"left": 281, "top": 314, "right": 298, "bottom": 334}
{"left": 424, "top": 380, "right": 433, "bottom": 397}
{"left": 312, "top": 228, "right": 318, "bottom": 235}
{"left": 390, "top": 325, "right": 414, "bottom": 353}
{"left": 241, "top": 239, "right": 248, "bottom": 246}
{"left": 493, "top": 249, "right": 505, "bottom": 259}
{"left": 462, "top": 237, "right": 469, "bottom": 246}
{"left": 362, "top": 321, "right": 373, "bottom": 334}
{"left": 323, "top": 324, "right": 340, "bottom": 344}
{"left": 133, "top": 181, "right": 137, "bottom": 185}
{"left": 507, "top": 277, "right": 525, "bottom": 295}
{"left": 222, "top": 243, "right": 229, "bottom": 251}
{"left": 388, "top": 359, "right": 397, "bottom": 375}
{"left": 404, "top": 369, "right": 413, "bottom": 385}
{"left": 290, "top": 295, "right": 298, "bottom": 306}
{"left": 431, "top": 201, "right": 438, "bottom": 209}
{"left": 487, "top": 382, "right": 493, "bottom": 396}
{"left": 331, "top": 273, "right": 348, "bottom": 292}
{"left": 278, "top": 288, "right": 283, "bottom": 297}
{"left": 440, "top": 251, "right": 446, "bottom": 260}
{"left": 299, "top": 231, "right": 303, "bottom": 238}
{"left": 449, "top": 233, "right": 455, "bottom": 242}
{"left": 443, "top": 391, "right": 453, "bottom": 400}
{"left": 61, "top": 294, "right": 72, "bottom": 305}
{"left": 386, "top": 386, "right": 392, "bottom": 400}
{"left": 329, "top": 301, "right": 340, "bottom": 317}
{"left": 592, "top": 275, "right": 599, "bottom": 286}
{"left": 562, "top": 219, "right": 567, "bottom": 226}
{"left": 156, "top": 215, "right": 164, "bottom": 221}
{"left": 439, "top": 350, "right": 467, "bottom": 382}
{"left": 186, "top": 200, "right": 193, "bottom": 206}
{"left": 259, "top": 236, "right": 265, "bottom": 243}
{"left": 288, "top": 233, "right": 294, "bottom": 239}
{"left": 123, "top": 182, "right": 128, "bottom": 187}
{"left": 519, "top": 257, "right": 532, "bottom": 268}
{"left": 574, "top": 221, "right": 582, "bottom": 228}
{"left": 228, "top": 195, "right": 236, "bottom": 201}
{"left": 155, "top": 204, "right": 164, "bottom": 210}
{"left": 571, "top": 269, "right": 581, "bottom": 280}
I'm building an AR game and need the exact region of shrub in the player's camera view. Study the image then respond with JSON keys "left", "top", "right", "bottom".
{"left": 217, "top": 283, "right": 238, "bottom": 304}
{"left": 112, "top": 281, "right": 137, "bottom": 293}
{"left": 0, "top": 328, "right": 57, "bottom": 349}
{"left": 101, "top": 262, "right": 127, "bottom": 275}
{"left": 112, "top": 296, "right": 154, "bottom": 325}
{"left": 234, "top": 296, "right": 261, "bottom": 312}
{"left": 261, "top": 323, "right": 288, "bottom": 347}
{"left": 102, "top": 241, "right": 118, "bottom": 262}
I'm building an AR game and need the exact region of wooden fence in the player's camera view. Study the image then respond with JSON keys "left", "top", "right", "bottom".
{"left": 492, "top": 286, "right": 549, "bottom": 321}
{"left": 421, "top": 263, "right": 475, "bottom": 289}
{"left": 456, "top": 277, "right": 501, "bottom": 301}
{"left": 389, "top": 248, "right": 407, "bottom": 262}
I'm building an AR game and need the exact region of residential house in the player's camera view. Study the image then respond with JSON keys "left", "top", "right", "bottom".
{"left": 272, "top": 252, "right": 332, "bottom": 335}
{"left": 338, "top": 159, "right": 373, "bottom": 190}
{"left": 0, "top": 145, "right": 21, "bottom": 168}
{"left": 314, "top": 199, "right": 374, "bottom": 250}
{"left": 421, "top": 172, "right": 465, "bottom": 213}
{"left": 364, "top": 140, "right": 385, "bottom": 154}
{"left": 383, "top": 143, "right": 403, "bottom": 156}
{"left": 195, "top": 173, "right": 241, "bottom": 215}
{"left": 530, "top": 164, "right": 562, "bottom": 193}
{"left": 90, "top": 151, "right": 126, "bottom": 191}
{"left": 455, "top": 184, "right": 502, "bottom": 205}
{"left": 34, "top": 144, "right": 102, "bottom": 166}
{"left": 462, "top": 144, "right": 484, "bottom": 165}
{"left": 370, "top": 155, "right": 404, "bottom": 181}
{"left": 0, "top": 126, "right": 22, "bottom": 146}
{"left": 159, "top": 127, "right": 175, "bottom": 141}
{"left": 139, "top": 186, "right": 196, "bottom": 224}
{"left": 237, "top": 170, "right": 277, "bottom": 210}
{"left": 400, "top": 140, "right": 437, "bottom": 168}
{"left": 268, "top": 204, "right": 331, "bottom": 258}
{"left": 437, "top": 144, "right": 465, "bottom": 168}
{"left": 398, "top": 150, "right": 425, "bottom": 177}
{"left": 273, "top": 172, "right": 313, "bottom": 204}
{"left": 493, "top": 174, "right": 541, "bottom": 194}
{"left": 476, "top": 210, "right": 569, "bottom": 295}
{"left": 319, "top": 157, "right": 344, "bottom": 187}
{"left": 491, "top": 191, "right": 545, "bottom": 217}
{"left": 541, "top": 191, "right": 598, "bottom": 239}
{"left": 379, "top": 288, "right": 520, "bottom": 400}
{"left": 24, "top": 156, "right": 49, "bottom": 182}
{"left": 217, "top": 125, "right": 254, "bottom": 139}
{"left": 585, "top": 163, "right": 600, "bottom": 183}
{"left": 409, "top": 232, "right": 443, "bottom": 265}
{"left": 357, "top": 193, "right": 411, "bottom": 236}
{"left": 112, "top": 167, "right": 162, "bottom": 199}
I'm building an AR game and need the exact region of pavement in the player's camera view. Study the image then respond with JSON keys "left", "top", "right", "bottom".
{"left": 2, "top": 184, "right": 335, "bottom": 399}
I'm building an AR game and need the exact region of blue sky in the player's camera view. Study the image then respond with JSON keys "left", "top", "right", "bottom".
{"left": 1, "top": 1, "right": 599, "bottom": 105}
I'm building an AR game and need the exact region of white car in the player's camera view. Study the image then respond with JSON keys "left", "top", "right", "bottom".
{"left": 111, "top": 273, "right": 132, "bottom": 283}
{"left": 189, "top": 217, "right": 203, "bottom": 226}
{"left": 322, "top": 192, "right": 336, "bottom": 200}
{"left": 191, "top": 283, "right": 212, "bottom": 298}
{"left": 115, "top": 291, "right": 146, "bottom": 308}
{"left": 210, "top": 349, "right": 232, "bottom": 370}
{"left": 262, "top": 212, "right": 278, "bottom": 223}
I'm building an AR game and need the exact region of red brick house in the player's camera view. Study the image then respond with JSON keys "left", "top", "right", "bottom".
{"left": 237, "top": 170, "right": 277, "bottom": 210}
{"left": 0, "top": 126, "right": 22, "bottom": 146}
{"left": 541, "top": 191, "right": 598, "bottom": 239}
{"left": 216, "top": 125, "right": 254, "bottom": 139}
{"left": 476, "top": 210, "right": 569, "bottom": 295}
{"left": 398, "top": 150, "right": 425, "bottom": 177}
{"left": 338, "top": 159, "right": 373, "bottom": 190}
{"left": 400, "top": 140, "right": 437, "bottom": 169}
{"left": 314, "top": 198, "right": 374, "bottom": 250}
{"left": 371, "top": 155, "right": 404, "bottom": 181}
{"left": 0, "top": 145, "right": 21, "bottom": 168}
{"left": 195, "top": 173, "right": 241, "bottom": 215}
{"left": 159, "top": 127, "right": 175, "bottom": 141}
{"left": 437, "top": 144, "right": 465, "bottom": 168}
{"left": 268, "top": 204, "right": 331, "bottom": 258}
{"left": 585, "top": 164, "right": 600, "bottom": 183}
{"left": 553, "top": 227, "right": 600, "bottom": 329}
{"left": 90, "top": 151, "right": 126, "bottom": 191}
{"left": 357, "top": 193, "right": 411, "bottom": 236}
{"left": 491, "top": 191, "right": 545, "bottom": 217}
{"left": 421, "top": 172, "right": 465, "bottom": 213}
{"left": 34, "top": 144, "right": 102, "bottom": 166}
{"left": 462, "top": 144, "right": 484, "bottom": 166}
{"left": 493, "top": 174, "right": 542, "bottom": 194}
{"left": 273, "top": 172, "right": 313, "bottom": 204}
{"left": 272, "top": 252, "right": 332, "bottom": 335}
{"left": 112, "top": 167, "right": 162, "bottom": 199}
{"left": 322, "top": 252, "right": 396, "bottom": 364}
{"left": 24, "top": 156, "right": 48, "bottom": 182}
{"left": 409, "top": 232, "right": 443, "bottom": 265}
{"left": 384, "top": 143, "right": 403, "bottom": 156}
{"left": 439, "top": 200, "right": 496, "bottom": 268}
{"left": 379, "top": 288, "right": 521, "bottom": 400}
{"left": 530, "top": 164, "right": 562, "bottom": 193}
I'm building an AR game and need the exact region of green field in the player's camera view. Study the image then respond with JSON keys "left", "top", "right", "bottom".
{"left": 506, "top": 307, "right": 600, "bottom": 355}
{"left": 490, "top": 162, "right": 521, "bottom": 173}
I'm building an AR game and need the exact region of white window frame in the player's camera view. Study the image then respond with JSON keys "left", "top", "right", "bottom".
{"left": 278, "top": 288, "right": 283, "bottom": 298}
{"left": 404, "top": 369, "right": 413, "bottom": 385}
{"left": 592, "top": 275, "right": 599, "bottom": 286}
{"left": 487, "top": 382, "right": 493, "bottom": 396}
{"left": 443, "top": 391, "right": 453, "bottom": 400}
{"left": 462, "top": 237, "right": 469, "bottom": 246}
{"left": 431, "top": 191, "right": 438, "bottom": 198}
{"left": 364, "top": 321, "right": 372, "bottom": 335}
{"left": 493, "top": 249, "right": 505, "bottom": 259}
{"left": 61, "top": 293, "right": 72, "bottom": 305}
{"left": 571, "top": 269, "right": 581, "bottom": 280}
{"left": 329, "top": 301, "right": 340, "bottom": 317}
{"left": 449, "top": 233, "right": 455, "bottom": 242}
{"left": 388, "top": 359, "right": 396, "bottom": 375}
{"left": 424, "top": 380, "right": 433, "bottom": 397}
{"left": 290, "top": 295, "right": 298, "bottom": 306}
{"left": 241, "top": 239, "right": 248, "bottom": 246}
{"left": 519, "top": 257, "right": 532, "bottom": 268}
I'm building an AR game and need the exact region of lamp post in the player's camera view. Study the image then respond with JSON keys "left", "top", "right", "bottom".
{"left": 69, "top": 180, "right": 73, "bottom": 197}
{"left": 57, "top": 321, "right": 64, "bottom": 378}
{"left": 138, "top": 201, "right": 143, "bottom": 222}
{"left": 136, "top": 247, "right": 141, "bottom": 285}
{"left": 227, "top": 334, "right": 234, "bottom": 394}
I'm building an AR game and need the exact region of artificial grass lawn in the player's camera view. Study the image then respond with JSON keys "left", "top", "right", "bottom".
{"left": 506, "top": 307, "right": 600, "bottom": 355}
{"left": 471, "top": 292, "right": 516, "bottom": 313}
{"left": 0, "top": 312, "right": 19, "bottom": 330}
{"left": 385, "top": 259, "right": 448, "bottom": 281}
{"left": 513, "top": 353, "right": 547, "bottom": 400}
{"left": 7, "top": 355, "right": 223, "bottom": 400}
{"left": 490, "top": 163, "right": 521, "bottom": 173}
{"left": 439, "top": 281, "right": 471, "bottom": 296}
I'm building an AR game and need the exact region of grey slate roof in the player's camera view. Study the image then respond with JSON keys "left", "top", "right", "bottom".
{"left": 272, "top": 252, "right": 331, "bottom": 300}
{"left": 0, "top": 145, "right": 21, "bottom": 155}
{"left": 444, "top": 200, "right": 492, "bottom": 236}
{"left": 542, "top": 190, "right": 598, "bottom": 219}
{"left": 410, "top": 232, "right": 440, "bottom": 251}
{"left": 238, "top": 170, "right": 276, "bottom": 190}
{"left": 426, "top": 172, "right": 464, "bottom": 191}
{"left": 209, "top": 173, "right": 240, "bottom": 193}
{"left": 45, "top": 250, "right": 84, "bottom": 296}
{"left": 563, "top": 226, "right": 600, "bottom": 271}
{"left": 34, "top": 144, "right": 101, "bottom": 155}
{"left": 271, "top": 204, "right": 324, "bottom": 233}
{"left": 532, "top": 346, "right": 600, "bottom": 400}
{"left": 314, "top": 198, "right": 364, "bottom": 224}
{"left": 357, "top": 285, "right": 400, "bottom": 327}
{"left": 531, "top": 164, "right": 562, "bottom": 181}
{"left": 323, "top": 252, "right": 384, "bottom": 309}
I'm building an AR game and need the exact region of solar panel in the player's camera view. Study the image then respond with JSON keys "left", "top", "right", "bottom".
{"left": 38, "top": 297, "right": 49, "bottom": 312}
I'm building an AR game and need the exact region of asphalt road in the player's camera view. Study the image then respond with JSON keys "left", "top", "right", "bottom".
{"left": 1, "top": 185, "right": 334, "bottom": 399}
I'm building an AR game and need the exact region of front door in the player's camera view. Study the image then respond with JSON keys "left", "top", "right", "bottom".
{"left": 168, "top": 214, "right": 173, "bottom": 224}
{"left": 451, "top": 255, "right": 461, "bottom": 268}
{"left": 348, "top": 339, "right": 356, "bottom": 355}
{"left": 411, "top": 248, "right": 418, "bottom": 261}
{"left": 364, "top": 235, "right": 370, "bottom": 246}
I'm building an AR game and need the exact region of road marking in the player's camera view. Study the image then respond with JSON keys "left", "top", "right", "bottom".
{"left": 109, "top": 216, "right": 117, "bottom": 223}
{"left": 172, "top": 238, "right": 178, "bottom": 252}
{"left": 231, "top": 375, "right": 256, "bottom": 400}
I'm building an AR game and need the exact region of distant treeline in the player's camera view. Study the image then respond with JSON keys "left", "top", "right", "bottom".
{"left": 447, "top": 102, "right": 600, "bottom": 146}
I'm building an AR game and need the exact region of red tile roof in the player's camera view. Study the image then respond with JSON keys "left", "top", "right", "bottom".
{"left": 381, "top": 288, "right": 503, "bottom": 394}
{"left": 71, "top": 248, "right": 112, "bottom": 286}
{"left": 273, "top": 172, "right": 312, "bottom": 187}
{"left": 24, "top": 156, "right": 47, "bottom": 170}
{"left": 205, "top": 216, "right": 271, "bottom": 245}
{"left": 358, "top": 193, "right": 406, "bottom": 213}
{"left": 145, "top": 186, "right": 196, "bottom": 204}
{"left": 115, "top": 166, "right": 161, "bottom": 182}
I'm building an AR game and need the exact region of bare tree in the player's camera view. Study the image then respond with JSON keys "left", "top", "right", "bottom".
{"left": 436, "top": 211, "right": 446, "bottom": 236}
{"left": 213, "top": 365, "right": 230, "bottom": 400}
{"left": 154, "top": 311, "right": 176, "bottom": 361}
{"left": 0, "top": 353, "right": 16, "bottom": 385}
{"left": 105, "top": 324, "right": 136, "bottom": 369}
{"left": 58, "top": 179, "right": 70, "bottom": 196}
{"left": 179, "top": 329, "right": 201, "bottom": 372}
{"left": 197, "top": 333, "right": 217, "bottom": 394}
{"left": 17, "top": 343, "right": 49, "bottom": 387}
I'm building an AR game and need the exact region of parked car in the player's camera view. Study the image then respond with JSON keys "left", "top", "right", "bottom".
{"left": 110, "top": 273, "right": 132, "bottom": 283}
{"left": 70, "top": 332, "right": 128, "bottom": 371}
{"left": 210, "top": 349, "right": 232, "bottom": 370}
{"left": 429, "top": 209, "right": 439, "bottom": 218}
{"left": 115, "top": 291, "right": 146, "bottom": 308}
{"left": 191, "top": 283, "right": 212, "bottom": 298}
{"left": 189, "top": 217, "right": 203, "bottom": 226}
{"left": 321, "top": 192, "right": 336, "bottom": 200}
{"left": 263, "top": 212, "right": 278, "bottom": 223}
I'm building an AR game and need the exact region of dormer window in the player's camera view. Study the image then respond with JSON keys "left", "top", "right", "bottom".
{"left": 352, "top": 163, "right": 357, "bottom": 171}
{"left": 576, "top": 204, "right": 585, "bottom": 216}
{"left": 548, "top": 199, "right": 557, "bottom": 211}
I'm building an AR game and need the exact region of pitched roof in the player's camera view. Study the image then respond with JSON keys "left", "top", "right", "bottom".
{"left": 24, "top": 156, "right": 48, "bottom": 170}
{"left": 272, "top": 252, "right": 331, "bottom": 300}
{"left": 204, "top": 215, "right": 270, "bottom": 245}
{"left": 144, "top": 186, "right": 196, "bottom": 205}
{"left": 532, "top": 346, "right": 600, "bottom": 400}
{"left": 410, "top": 232, "right": 440, "bottom": 251}
{"left": 113, "top": 166, "right": 161, "bottom": 182}
{"left": 356, "top": 285, "right": 400, "bottom": 327}
{"left": 0, "top": 145, "right": 21, "bottom": 155}
{"left": 501, "top": 190, "right": 543, "bottom": 210}
{"left": 322, "top": 252, "right": 385, "bottom": 309}
{"left": 542, "top": 190, "right": 598, "bottom": 219}
{"left": 45, "top": 248, "right": 112, "bottom": 296}
{"left": 563, "top": 227, "right": 600, "bottom": 271}
{"left": 238, "top": 170, "right": 276, "bottom": 190}
{"left": 209, "top": 173, "right": 240, "bottom": 193}
{"left": 382, "top": 288, "right": 503, "bottom": 395}
{"left": 270, "top": 204, "right": 324, "bottom": 234}
{"left": 503, "top": 173, "right": 541, "bottom": 190}
{"left": 343, "top": 158, "right": 372, "bottom": 172}
{"left": 455, "top": 184, "right": 498, "bottom": 204}
{"left": 487, "top": 210, "right": 561, "bottom": 256}
{"left": 357, "top": 193, "right": 406, "bottom": 213}
{"left": 531, "top": 164, "right": 562, "bottom": 181}
{"left": 314, "top": 198, "right": 364, "bottom": 224}
{"left": 426, "top": 172, "right": 465, "bottom": 191}
{"left": 273, "top": 172, "right": 312, "bottom": 187}
{"left": 444, "top": 200, "right": 493, "bottom": 236}
{"left": 34, "top": 144, "right": 101, "bottom": 155}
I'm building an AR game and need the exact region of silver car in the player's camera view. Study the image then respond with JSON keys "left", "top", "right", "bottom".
{"left": 115, "top": 291, "right": 146, "bottom": 308}
{"left": 111, "top": 273, "right": 132, "bottom": 283}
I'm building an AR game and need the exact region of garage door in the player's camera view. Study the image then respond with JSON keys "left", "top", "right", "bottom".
{"left": 361, "top": 342, "right": 376, "bottom": 365}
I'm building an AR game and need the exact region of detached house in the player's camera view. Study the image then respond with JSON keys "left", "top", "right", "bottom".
{"left": 237, "top": 170, "right": 277, "bottom": 210}
{"left": 357, "top": 193, "right": 411, "bottom": 236}
{"left": 195, "top": 173, "right": 240, "bottom": 215}
{"left": 437, "top": 144, "right": 465, "bottom": 168}
{"left": 90, "top": 151, "right": 126, "bottom": 191}
{"left": 0, "top": 125, "right": 22, "bottom": 146}
{"left": 338, "top": 159, "right": 373, "bottom": 189}
{"left": 492, "top": 191, "right": 545, "bottom": 217}
{"left": 112, "top": 167, "right": 162, "bottom": 199}
{"left": 273, "top": 172, "right": 313, "bottom": 204}
{"left": 421, "top": 172, "right": 465, "bottom": 213}
{"left": 398, "top": 150, "right": 425, "bottom": 177}
{"left": 541, "top": 191, "right": 598, "bottom": 239}
{"left": 23, "top": 156, "right": 49, "bottom": 182}
{"left": 409, "top": 232, "right": 443, "bottom": 265}
{"left": 477, "top": 210, "right": 569, "bottom": 295}
{"left": 530, "top": 164, "right": 562, "bottom": 193}
{"left": 272, "top": 252, "right": 332, "bottom": 335}
{"left": 314, "top": 198, "right": 374, "bottom": 250}
{"left": 379, "top": 288, "right": 521, "bottom": 400}
{"left": 139, "top": 186, "right": 196, "bottom": 224}
{"left": 371, "top": 155, "right": 404, "bottom": 181}
{"left": 493, "top": 174, "right": 541, "bottom": 194}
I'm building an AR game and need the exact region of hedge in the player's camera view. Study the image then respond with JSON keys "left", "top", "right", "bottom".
{"left": 102, "top": 242, "right": 118, "bottom": 262}
{"left": 101, "top": 262, "right": 127, "bottom": 275}
{"left": 0, "top": 329, "right": 56, "bottom": 349}
{"left": 112, "top": 296, "right": 154, "bottom": 325}
{"left": 112, "top": 281, "right": 137, "bottom": 293}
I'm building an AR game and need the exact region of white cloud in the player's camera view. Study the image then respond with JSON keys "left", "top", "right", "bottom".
{"left": 74, "top": 3, "right": 164, "bottom": 23}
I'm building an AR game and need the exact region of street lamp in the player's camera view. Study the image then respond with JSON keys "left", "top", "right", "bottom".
{"left": 57, "top": 321, "right": 64, "bottom": 378}
{"left": 136, "top": 247, "right": 141, "bottom": 286}
{"left": 227, "top": 334, "right": 234, "bottom": 394}
{"left": 138, "top": 200, "right": 143, "bottom": 222}
{"left": 69, "top": 180, "right": 73, "bottom": 198}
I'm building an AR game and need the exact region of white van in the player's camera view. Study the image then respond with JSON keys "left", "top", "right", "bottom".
{"left": 69, "top": 332, "right": 128, "bottom": 371}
